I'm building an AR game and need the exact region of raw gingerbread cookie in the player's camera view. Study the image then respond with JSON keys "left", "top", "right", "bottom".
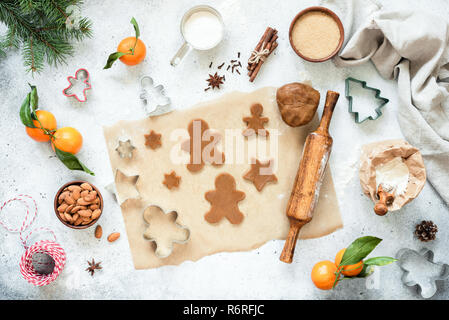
{"left": 181, "top": 119, "right": 225, "bottom": 172}
{"left": 145, "top": 130, "right": 162, "bottom": 150}
{"left": 276, "top": 82, "right": 320, "bottom": 127}
{"left": 205, "top": 173, "right": 246, "bottom": 224}
{"left": 243, "top": 159, "right": 278, "bottom": 191}
{"left": 163, "top": 171, "right": 181, "bottom": 190}
{"left": 242, "top": 103, "right": 269, "bottom": 137}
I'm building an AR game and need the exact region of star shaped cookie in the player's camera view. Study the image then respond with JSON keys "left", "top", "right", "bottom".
{"left": 243, "top": 159, "right": 278, "bottom": 191}
{"left": 163, "top": 171, "right": 181, "bottom": 190}
{"left": 144, "top": 130, "right": 162, "bottom": 150}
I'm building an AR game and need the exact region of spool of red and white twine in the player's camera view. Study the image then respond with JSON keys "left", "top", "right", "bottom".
{"left": 0, "top": 194, "right": 66, "bottom": 286}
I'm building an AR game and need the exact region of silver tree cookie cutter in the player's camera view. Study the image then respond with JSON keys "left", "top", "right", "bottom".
{"left": 142, "top": 205, "right": 190, "bottom": 259}
{"left": 397, "top": 248, "right": 449, "bottom": 298}
{"left": 139, "top": 75, "right": 172, "bottom": 116}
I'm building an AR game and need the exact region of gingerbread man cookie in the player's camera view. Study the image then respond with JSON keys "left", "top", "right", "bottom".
{"left": 242, "top": 103, "right": 269, "bottom": 137}
{"left": 243, "top": 159, "right": 278, "bottom": 191}
{"left": 205, "top": 173, "right": 246, "bottom": 224}
{"left": 181, "top": 119, "right": 225, "bottom": 172}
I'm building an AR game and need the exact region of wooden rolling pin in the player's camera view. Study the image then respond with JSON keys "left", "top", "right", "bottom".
{"left": 374, "top": 185, "right": 395, "bottom": 216}
{"left": 280, "top": 91, "right": 340, "bottom": 264}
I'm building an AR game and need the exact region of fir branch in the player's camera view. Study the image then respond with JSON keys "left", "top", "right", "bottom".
{"left": 0, "top": 0, "right": 92, "bottom": 72}
{"left": 18, "top": 0, "right": 38, "bottom": 14}
{"left": 22, "top": 36, "right": 44, "bottom": 72}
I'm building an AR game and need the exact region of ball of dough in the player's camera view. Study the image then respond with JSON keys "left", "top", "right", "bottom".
{"left": 276, "top": 82, "right": 320, "bottom": 127}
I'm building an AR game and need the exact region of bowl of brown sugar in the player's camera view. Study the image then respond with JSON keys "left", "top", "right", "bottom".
{"left": 289, "top": 6, "right": 344, "bottom": 62}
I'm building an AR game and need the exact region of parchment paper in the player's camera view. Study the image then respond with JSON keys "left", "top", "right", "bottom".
{"left": 103, "top": 87, "right": 343, "bottom": 269}
{"left": 359, "top": 139, "right": 426, "bottom": 211}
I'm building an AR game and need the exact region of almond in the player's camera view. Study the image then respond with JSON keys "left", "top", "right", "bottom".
{"left": 78, "top": 209, "right": 92, "bottom": 218}
{"left": 65, "top": 204, "right": 74, "bottom": 213}
{"left": 80, "top": 183, "right": 93, "bottom": 191}
{"left": 72, "top": 188, "right": 81, "bottom": 200}
{"left": 64, "top": 195, "right": 75, "bottom": 205}
{"left": 72, "top": 213, "right": 79, "bottom": 221}
{"left": 91, "top": 209, "right": 102, "bottom": 220}
{"left": 89, "top": 204, "right": 99, "bottom": 210}
{"left": 71, "top": 205, "right": 85, "bottom": 213}
{"left": 64, "top": 213, "right": 73, "bottom": 222}
{"left": 81, "top": 219, "right": 92, "bottom": 225}
{"left": 74, "top": 216, "right": 84, "bottom": 226}
{"left": 58, "top": 191, "right": 69, "bottom": 203}
{"left": 59, "top": 213, "right": 67, "bottom": 221}
{"left": 68, "top": 185, "right": 82, "bottom": 192}
{"left": 77, "top": 198, "right": 94, "bottom": 206}
{"left": 83, "top": 193, "right": 96, "bottom": 202}
{"left": 95, "top": 225, "right": 103, "bottom": 239}
{"left": 81, "top": 190, "right": 90, "bottom": 198}
{"left": 57, "top": 203, "right": 68, "bottom": 213}
{"left": 107, "top": 232, "right": 120, "bottom": 242}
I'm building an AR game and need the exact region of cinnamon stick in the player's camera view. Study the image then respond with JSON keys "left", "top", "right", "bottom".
{"left": 247, "top": 27, "right": 278, "bottom": 81}
{"left": 248, "top": 27, "right": 272, "bottom": 64}
{"left": 248, "top": 28, "right": 275, "bottom": 70}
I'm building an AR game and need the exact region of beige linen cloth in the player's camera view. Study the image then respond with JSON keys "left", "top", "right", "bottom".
{"left": 334, "top": 9, "right": 449, "bottom": 206}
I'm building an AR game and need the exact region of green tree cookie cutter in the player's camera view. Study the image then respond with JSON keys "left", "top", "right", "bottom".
{"left": 345, "top": 77, "right": 389, "bottom": 123}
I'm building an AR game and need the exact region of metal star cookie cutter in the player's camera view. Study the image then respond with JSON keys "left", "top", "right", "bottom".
{"left": 139, "top": 75, "right": 172, "bottom": 116}
{"left": 105, "top": 182, "right": 118, "bottom": 203}
{"left": 106, "top": 169, "right": 141, "bottom": 205}
{"left": 345, "top": 77, "right": 389, "bottom": 124}
{"left": 142, "top": 205, "right": 190, "bottom": 259}
{"left": 397, "top": 248, "right": 449, "bottom": 299}
{"left": 62, "top": 68, "right": 92, "bottom": 102}
{"left": 115, "top": 139, "right": 136, "bottom": 159}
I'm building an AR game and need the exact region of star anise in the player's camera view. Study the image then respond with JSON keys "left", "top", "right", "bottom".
{"left": 86, "top": 258, "right": 102, "bottom": 276}
{"left": 205, "top": 72, "right": 224, "bottom": 90}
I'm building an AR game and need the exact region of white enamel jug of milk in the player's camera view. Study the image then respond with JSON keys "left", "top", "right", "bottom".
{"left": 170, "top": 5, "right": 224, "bottom": 66}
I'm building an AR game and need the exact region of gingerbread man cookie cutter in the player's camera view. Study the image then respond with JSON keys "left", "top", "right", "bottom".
{"left": 142, "top": 205, "right": 190, "bottom": 258}
{"left": 397, "top": 248, "right": 449, "bottom": 298}
{"left": 139, "top": 75, "right": 172, "bottom": 116}
{"left": 62, "top": 68, "right": 92, "bottom": 102}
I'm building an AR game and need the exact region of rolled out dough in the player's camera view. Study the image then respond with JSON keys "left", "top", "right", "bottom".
{"left": 103, "top": 87, "right": 343, "bottom": 269}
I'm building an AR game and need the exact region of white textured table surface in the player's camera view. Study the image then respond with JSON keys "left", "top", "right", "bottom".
{"left": 1, "top": 0, "right": 448, "bottom": 300}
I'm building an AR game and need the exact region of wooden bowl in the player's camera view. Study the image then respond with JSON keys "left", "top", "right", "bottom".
{"left": 289, "top": 6, "right": 344, "bottom": 62}
{"left": 54, "top": 180, "right": 104, "bottom": 229}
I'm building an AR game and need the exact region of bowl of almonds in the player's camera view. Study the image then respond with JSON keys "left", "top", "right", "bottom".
{"left": 54, "top": 181, "right": 103, "bottom": 229}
